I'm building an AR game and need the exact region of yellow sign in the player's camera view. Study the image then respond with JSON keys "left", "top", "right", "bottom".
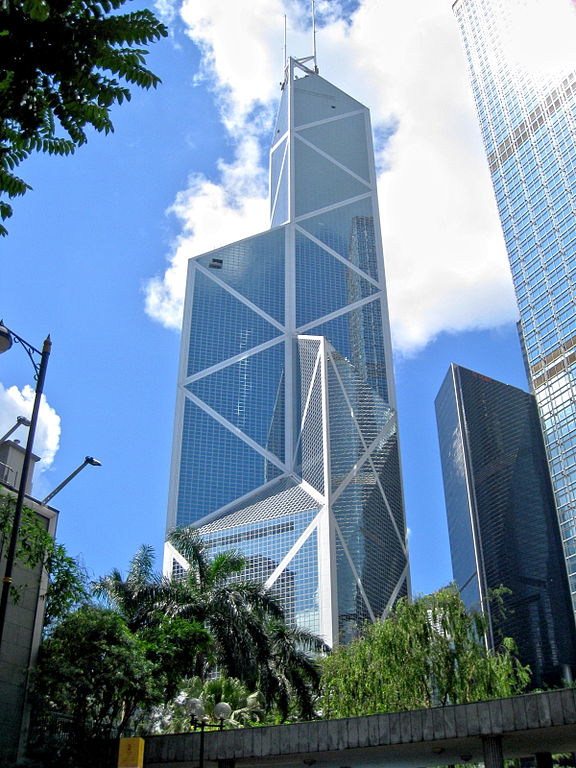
{"left": 118, "top": 737, "right": 145, "bottom": 768}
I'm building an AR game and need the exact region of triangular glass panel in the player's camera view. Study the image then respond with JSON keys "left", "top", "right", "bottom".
{"left": 367, "top": 435, "right": 407, "bottom": 540}
{"left": 294, "top": 74, "right": 365, "bottom": 127}
{"left": 297, "top": 338, "right": 325, "bottom": 495}
{"left": 335, "top": 534, "right": 369, "bottom": 642}
{"left": 271, "top": 161, "right": 289, "bottom": 228}
{"left": 186, "top": 269, "right": 283, "bottom": 377}
{"left": 187, "top": 341, "right": 285, "bottom": 460}
{"left": 326, "top": 358, "right": 366, "bottom": 494}
{"left": 175, "top": 397, "right": 275, "bottom": 526}
{"left": 304, "top": 298, "right": 389, "bottom": 403}
{"left": 265, "top": 367, "right": 286, "bottom": 480}
{"left": 201, "top": 505, "right": 320, "bottom": 629}
{"left": 297, "top": 113, "right": 371, "bottom": 181}
{"left": 270, "top": 138, "right": 287, "bottom": 219}
{"left": 199, "top": 479, "right": 319, "bottom": 532}
{"left": 334, "top": 483, "right": 369, "bottom": 549}
{"left": 294, "top": 139, "right": 370, "bottom": 217}
{"left": 329, "top": 350, "right": 393, "bottom": 446}
{"left": 295, "top": 231, "right": 379, "bottom": 328}
{"left": 193, "top": 228, "right": 285, "bottom": 326}
{"left": 334, "top": 479, "right": 407, "bottom": 621}
{"left": 297, "top": 197, "right": 379, "bottom": 281}
{"left": 272, "top": 86, "right": 289, "bottom": 141}
{"left": 288, "top": 528, "right": 321, "bottom": 633}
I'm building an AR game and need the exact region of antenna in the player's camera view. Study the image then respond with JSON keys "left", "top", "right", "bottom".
{"left": 283, "top": 14, "right": 287, "bottom": 72}
{"left": 311, "top": 0, "right": 318, "bottom": 72}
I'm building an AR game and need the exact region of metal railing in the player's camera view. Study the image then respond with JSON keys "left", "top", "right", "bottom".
{"left": 0, "top": 461, "right": 16, "bottom": 488}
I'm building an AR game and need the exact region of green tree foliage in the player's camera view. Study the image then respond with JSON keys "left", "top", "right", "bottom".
{"left": 144, "top": 676, "right": 262, "bottom": 733}
{"left": 95, "top": 531, "right": 326, "bottom": 723}
{"left": 0, "top": 494, "right": 54, "bottom": 574}
{"left": 259, "top": 618, "right": 325, "bottom": 721}
{"left": 165, "top": 527, "right": 286, "bottom": 684}
{"left": 43, "top": 543, "right": 90, "bottom": 630}
{"left": 31, "top": 605, "right": 211, "bottom": 765}
{"left": 320, "top": 586, "right": 530, "bottom": 718}
{"left": 165, "top": 527, "right": 327, "bottom": 721}
{"left": 93, "top": 545, "right": 214, "bottom": 705}
{"left": 93, "top": 543, "right": 163, "bottom": 631}
{"left": 1, "top": 493, "right": 89, "bottom": 625}
{"left": 138, "top": 616, "right": 212, "bottom": 703}
{"left": 31, "top": 605, "right": 159, "bottom": 765}
{"left": 0, "top": 0, "right": 167, "bottom": 234}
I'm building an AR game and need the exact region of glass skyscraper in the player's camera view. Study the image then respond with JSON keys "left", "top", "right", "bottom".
{"left": 166, "top": 57, "right": 409, "bottom": 646}
{"left": 436, "top": 364, "right": 576, "bottom": 686}
{"left": 453, "top": 0, "right": 576, "bottom": 615}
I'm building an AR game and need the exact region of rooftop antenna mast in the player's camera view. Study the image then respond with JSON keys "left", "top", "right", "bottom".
{"left": 312, "top": 0, "right": 319, "bottom": 73}
{"left": 285, "top": 2, "right": 319, "bottom": 83}
{"left": 283, "top": 14, "right": 287, "bottom": 73}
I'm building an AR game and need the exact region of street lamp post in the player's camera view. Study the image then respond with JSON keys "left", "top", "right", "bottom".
{"left": 0, "top": 322, "right": 51, "bottom": 655}
{"left": 0, "top": 416, "right": 31, "bottom": 445}
{"left": 42, "top": 456, "right": 102, "bottom": 506}
{"left": 188, "top": 699, "right": 232, "bottom": 768}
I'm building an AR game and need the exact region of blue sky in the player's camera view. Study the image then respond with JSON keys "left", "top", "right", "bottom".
{"left": 0, "top": 0, "right": 528, "bottom": 596}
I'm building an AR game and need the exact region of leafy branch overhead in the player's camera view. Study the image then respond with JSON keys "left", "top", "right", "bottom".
{"left": 0, "top": 0, "right": 168, "bottom": 234}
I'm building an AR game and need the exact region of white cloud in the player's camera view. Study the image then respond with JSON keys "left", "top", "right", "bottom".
{"left": 145, "top": 135, "right": 269, "bottom": 329}
{"left": 504, "top": 0, "right": 576, "bottom": 79}
{"left": 146, "top": 0, "right": 517, "bottom": 354}
{"left": 0, "top": 383, "right": 61, "bottom": 472}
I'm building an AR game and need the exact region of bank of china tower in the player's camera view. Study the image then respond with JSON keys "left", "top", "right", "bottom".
{"left": 166, "top": 58, "right": 410, "bottom": 646}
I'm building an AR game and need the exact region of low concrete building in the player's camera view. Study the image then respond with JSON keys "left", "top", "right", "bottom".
{"left": 0, "top": 440, "right": 58, "bottom": 765}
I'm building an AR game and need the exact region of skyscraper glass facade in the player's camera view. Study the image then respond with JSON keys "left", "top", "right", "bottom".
{"left": 166, "top": 58, "right": 409, "bottom": 646}
{"left": 453, "top": 0, "right": 576, "bottom": 614}
{"left": 436, "top": 364, "right": 576, "bottom": 686}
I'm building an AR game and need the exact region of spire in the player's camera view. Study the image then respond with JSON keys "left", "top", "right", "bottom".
{"left": 281, "top": 1, "right": 319, "bottom": 89}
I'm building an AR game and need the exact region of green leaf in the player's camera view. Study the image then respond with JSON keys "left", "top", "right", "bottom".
{"left": 0, "top": 0, "right": 168, "bottom": 234}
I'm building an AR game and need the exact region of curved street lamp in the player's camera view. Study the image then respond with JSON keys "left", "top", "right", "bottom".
{"left": 0, "top": 416, "right": 31, "bottom": 445}
{"left": 0, "top": 322, "right": 51, "bottom": 655}
{"left": 42, "top": 456, "right": 102, "bottom": 506}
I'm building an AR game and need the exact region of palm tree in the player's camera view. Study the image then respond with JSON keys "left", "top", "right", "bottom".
{"left": 93, "top": 544, "right": 163, "bottom": 631}
{"left": 166, "top": 527, "right": 327, "bottom": 721}
{"left": 259, "top": 621, "right": 327, "bottom": 721}
{"left": 165, "top": 527, "right": 284, "bottom": 686}
{"left": 95, "top": 530, "right": 327, "bottom": 721}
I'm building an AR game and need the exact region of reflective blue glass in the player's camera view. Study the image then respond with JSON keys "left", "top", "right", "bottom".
{"left": 294, "top": 139, "right": 370, "bottom": 218}
{"left": 293, "top": 74, "right": 364, "bottom": 127}
{"left": 270, "top": 138, "right": 287, "bottom": 219}
{"left": 295, "top": 230, "right": 378, "bottom": 327}
{"left": 298, "top": 197, "right": 379, "bottom": 281}
{"left": 176, "top": 399, "right": 283, "bottom": 525}
{"left": 169, "top": 65, "right": 408, "bottom": 644}
{"left": 298, "top": 112, "right": 371, "bottom": 182}
{"left": 454, "top": 0, "right": 576, "bottom": 619}
{"left": 186, "top": 273, "right": 282, "bottom": 377}
{"left": 187, "top": 341, "right": 286, "bottom": 460}
{"left": 193, "top": 228, "right": 285, "bottom": 324}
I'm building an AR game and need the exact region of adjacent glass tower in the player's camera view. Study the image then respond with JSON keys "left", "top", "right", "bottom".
{"left": 453, "top": 0, "right": 576, "bottom": 614}
{"left": 436, "top": 364, "right": 576, "bottom": 686}
{"left": 166, "top": 58, "right": 410, "bottom": 646}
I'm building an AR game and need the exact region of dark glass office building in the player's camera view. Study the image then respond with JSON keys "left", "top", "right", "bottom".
{"left": 436, "top": 363, "right": 576, "bottom": 686}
